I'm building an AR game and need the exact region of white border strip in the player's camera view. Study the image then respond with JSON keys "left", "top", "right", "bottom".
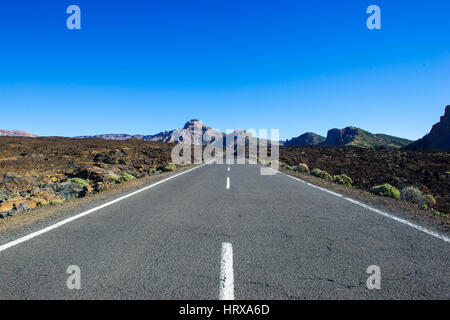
{"left": 219, "top": 242, "right": 234, "bottom": 300}
{"left": 0, "top": 161, "right": 213, "bottom": 253}
{"left": 280, "top": 171, "right": 450, "bottom": 243}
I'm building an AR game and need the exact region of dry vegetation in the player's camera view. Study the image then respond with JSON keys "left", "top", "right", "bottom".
{"left": 279, "top": 146, "right": 449, "bottom": 216}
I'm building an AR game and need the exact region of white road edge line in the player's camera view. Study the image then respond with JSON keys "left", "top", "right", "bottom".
{"left": 279, "top": 171, "right": 450, "bottom": 243}
{"left": 0, "top": 160, "right": 215, "bottom": 253}
{"left": 226, "top": 177, "right": 230, "bottom": 189}
{"left": 219, "top": 242, "right": 234, "bottom": 300}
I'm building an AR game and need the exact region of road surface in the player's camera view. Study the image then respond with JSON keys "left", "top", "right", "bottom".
{"left": 0, "top": 160, "right": 449, "bottom": 299}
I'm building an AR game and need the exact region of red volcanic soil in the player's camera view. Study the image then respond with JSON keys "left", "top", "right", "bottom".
{"left": 280, "top": 146, "right": 450, "bottom": 215}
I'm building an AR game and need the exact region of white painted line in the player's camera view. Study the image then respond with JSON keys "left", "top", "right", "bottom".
{"left": 226, "top": 177, "right": 230, "bottom": 189}
{"left": 279, "top": 171, "right": 450, "bottom": 243}
{"left": 219, "top": 242, "right": 234, "bottom": 300}
{"left": 281, "top": 172, "right": 343, "bottom": 197}
{"left": 228, "top": 167, "right": 230, "bottom": 172}
{"left": 0, "top": 161, "right": 213, "bottom": 253}
{"left": 343, "top": 197, "right": 450, "bottom": 243}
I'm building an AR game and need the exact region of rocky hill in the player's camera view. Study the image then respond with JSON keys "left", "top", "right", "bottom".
{"left": 406, "top": 105, "right": 450, "bottom": 150}
{"left": 0, "top": 129, "right": 38, "bottom": 138}
{"left": 320, "top": 127, "right": 412, "bottom": 148}
{"left": 283, "top": 132, "right": 325, "bottom": 146}
{"left": 142, "top": 119, "right": 223, "bottom": 145}
{"left": 75, "top": 120, "right": 255, "bottom": 146}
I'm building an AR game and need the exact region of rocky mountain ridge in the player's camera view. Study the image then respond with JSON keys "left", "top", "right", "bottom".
{"left": 0, "top": 129, "right": 38, "bottom": 138}
{"left": 406, "top": 105, "right": 450, "bottom": 150}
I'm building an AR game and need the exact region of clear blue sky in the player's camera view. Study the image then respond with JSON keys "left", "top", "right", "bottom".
{"left": 0, "top": 0, "right": 449, "bottom": 140}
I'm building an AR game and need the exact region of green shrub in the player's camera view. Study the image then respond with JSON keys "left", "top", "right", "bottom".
{"left": 370, "top": 184, "right": 400, "bottom": 200}
{"left": 421, "top": 204, "right": 428, "bottom": 210}
{"left": 433, "top": 210, "right": 440, "bottom": 216}
{"left": 333, "top": 174, "right": 353, "bottom": 187}
{"left": 164, "top": 162, "right": 177, "bottom": 172}
{"left": 121, "top": 172, "right": 136, "bottom": 181}
{"left": 108, "top": 174, "right": 122, "bottom": 183}
{"left": 283, "top": 164, "right": 294, "bottom": 171}
{"left": 70, "top": 177, "right": 90, "bottom": 188}
{"left": 311, "top": 168, "right": 333, "bottom": 181}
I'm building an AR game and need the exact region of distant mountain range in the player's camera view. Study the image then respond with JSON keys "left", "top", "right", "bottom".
{"left": 2, "top": 105, "right": 449, "bottom": 150}
{"left": 70, "top": 114, "right": 444, "bottom": 149}
{"left": 74, "top": 133, "right": 142, "bottom": 140}
{"left": 0, "top": 129, "right": 38, "bottom": 138}
{"left": 75, "top": 119, "right": 249, "bottom": 146}
{"left": 283, "top": 105, "right": 450, "bottom": 149}
{"left": 283, "top": 127, "right": 412, "bottom": 148}
{"left": 75, "top": 120, "right": 412, "bottom": 149}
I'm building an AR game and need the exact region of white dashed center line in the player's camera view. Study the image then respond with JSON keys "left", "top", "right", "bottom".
{"left": 226, "top": 177, "right": 230, "bottom": 189}
{"left": 219, "top": 242, "right": 234, "bottom": 300}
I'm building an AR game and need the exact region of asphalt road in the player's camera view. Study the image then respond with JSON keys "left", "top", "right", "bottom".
{"left": 0, "top": 160, "right": 449, "bottom": 299}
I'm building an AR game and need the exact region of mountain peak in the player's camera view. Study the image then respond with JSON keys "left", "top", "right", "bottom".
{"left": 183, "top": 119, "right": 207, "bottom": 130}
{"left": 322, "top": 126, "right": 411, "bottom": 148}
{"left": 284, "top": 132, "right": 325, "bottom": 146}
{"left": 0, "top": 129, "right": 38, "bottom": 138}
{"left": 406, "top": 105, "right": 450, "bottom": 150}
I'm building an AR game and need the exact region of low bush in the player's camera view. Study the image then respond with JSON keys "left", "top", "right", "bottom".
{"left": 49, "top": 199, "right": 64, "bottom": 206}
{"left": 296, "top": 163, "right": 310, "bottom": 174}
{"left": 401, "top": 186, "right": 425, "bottom": 204}
{"left": 333, "top": 174, "right": 353, "bottom": 187}
{"left": 69, "top": 177, "right": 90, "bottom": 189}
{"left": 370, "top": 184, "right": 400, "bottom": 200}
{"left": 425, "top": 194, "right": 436, "bottom": 206}
{"left": 121, "top": 172, "right": 136, "bottom": 181}
{"left": 311, "top": 168, "right": 333, "bottom": 181}
{"left": 283, "top": 164, "right": 294, "bottom": 171}
{"left": 108, "top": 174, "right": 122, "bottom": 183}
{"left": 164, "top": 162, "right": 177, "bottom": 172}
